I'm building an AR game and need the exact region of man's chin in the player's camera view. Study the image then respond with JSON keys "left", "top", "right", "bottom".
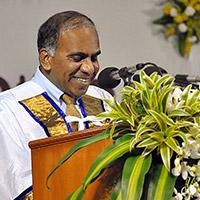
{"left": 66, "top": 85, "right": 89, "bottom": 98}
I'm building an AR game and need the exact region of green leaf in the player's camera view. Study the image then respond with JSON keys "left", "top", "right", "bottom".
{"left": 132, "top": 80, "right": 145, "bottom": 92}
{"left": 149, "top": 131, "right": 164, "bottom": 141}
{"left": 154, "top": 74, "right": 174, "bottom": 90}
{"left": 168, "top": 130, "right": 187, "bottom": 145}
{"left": 109, "top": 180, "right": 122, "bottom": 200}
{"left": 168, "top": 109, "right": 191, "bottom": 117}
{"left": 160, "top": 113, "right": 175, "bottom": 127}
{"left": 178, "top": 33, "right": 186, "bottom": 57}
{"left": 144, "top": 163, "right": 177, "bottom": 200}
{"left": 115, "top": 98, "right": 130, "bottom": 116}
{"left": 182, "top": 85, "right": 194, "bottom": 106}
{"left": 66, "top": 186, "right": 85, "bottom": 200}
{"left": 101, "top": 98, "right": 116, "bottom": 110}
{"left": 148, "top": 110, "right": 167, "bottom": 131}
{"left": 160, "top": 144, "right": 171, "bottom": 171}
{"left": 143, "top": 74, "right": 155, "bottom": 89}
{"left": 137, "top": 137, "right": 160, "bottom": 148}
{"left": 121, "top": 155, "right": 152, "bottom": 200}
{"left": 46, "top": 129, "right": 110, "bottom": 188}
{"left": 164, "top": 137, "right": 180, "bottom": 155}
{"left": 187, "top": 90, "right": 200, "bottom": 106}
{"left": 150, "top": 72, "right": 159, "bottom": 82}
{"left": 135, "top": 126, "right": 154, "bottom": 139}
{"left": 149, "top": 85, "right": 159, "bottom": 110}
{"left": 142, "top": 144, "right": 160, "bottom": 157}
{"left": 83, "top": 135, "right": 131, "bottom": 189}
{"left": 159, "top": 87, "right": 174, "bottom": 113}
{"left": 120, "top": 86, "right": 135, "bottom": 98}
{"left": 153, "top": 15, "right": 173, "bottom": 25}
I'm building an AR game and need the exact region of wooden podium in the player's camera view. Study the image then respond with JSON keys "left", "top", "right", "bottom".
{"left": 29, "top": 126, "right": 114, "bottom": 200}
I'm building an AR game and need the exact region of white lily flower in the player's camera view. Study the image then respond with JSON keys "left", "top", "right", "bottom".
{"left": 170, "top": 8, "right": 178, "bottom": 17}
{"left": 183, "top": 138, "right": 200, "bottom": 159}
{"left": 188, "top": 36, "right": 198, "bottom": 43}
{"left": 172, "top": 167, "right": 181, "bottom": 176}
{"left": 185, "top": 6, "right": 196, "bottom": 16}
{"left": 189, "top": 184, "right": 197, "bottom": 195}
{"left": 178, "top": 23, "right": 188, "bottom": 33}
{"left": 173, "top": 188, "right": 183, "bottom": 200}
{"left": 181, "top": 162, "right": 189, "bottom": 180}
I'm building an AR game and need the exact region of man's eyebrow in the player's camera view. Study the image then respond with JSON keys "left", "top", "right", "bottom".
{"left": 94, "top": 50, "right": 101, "bottom": 56}
{"left": 67, "top": 50, "right": 101, "bottom": 57}
{"left": 67, "top": 52, "right": 87, "bottom": 57}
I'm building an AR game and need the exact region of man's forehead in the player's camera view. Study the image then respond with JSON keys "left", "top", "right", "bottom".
{"left": 61, "top": 19, "right": 95, "bottom": 32}
{"left": 57, "top": 27, "right": 99, "bottom": 51}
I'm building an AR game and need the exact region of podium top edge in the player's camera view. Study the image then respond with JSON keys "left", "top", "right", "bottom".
{"left": 28, "top": 126, "right": 108, "bottom": 150}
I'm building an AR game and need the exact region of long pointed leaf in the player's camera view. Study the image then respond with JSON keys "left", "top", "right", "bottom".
{"left": 83, "top": 135, "right": 131, "bottom": 189}
{"left": 46, "top": 129, "right": 110, "bottom": 188}
{"left": 143, "top": 163, "right": 177, "bottom": 200}
{"left": 121, "top": 155, "right": 152, "bottom": 200}
{"left": 160, "top": 144, "right": 171, "bottom": 171}
{"left": 148, "top": 110, "right": 167, "bottom": 131}
{"left": 66, "top": 186, "right": 85, "bottom": 200}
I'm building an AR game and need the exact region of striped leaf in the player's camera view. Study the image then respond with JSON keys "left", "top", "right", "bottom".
{"left": 168, "top": 109, "right": 191, "bottom": 117}
{"left": 164, "top": 137, "right": 180, "bottom": 154}
{"left": 148, "top": 110, "right": 167, "bottom": 131}
{"left": 143, "top": 163, "right": 177, "bottom": 200}
{"left": 149, "top": 85, "right": 159, "bottom": 110}
{"left": 158, "top": 86, "right": 174, "bottom": 113}
{"left": 66, "top": 186, "right": 85, "bottom": 200}
{"left": 83, "top": 135, "right": 132, "bottom": 189}
{"left": 121, "top": 155, "right": 152, "bottom": 200}
{"left": 160, "top": 144, "right": 171, "bottom": 171}
{"left": 137, "top": 137, "right": 160, "bottom": 148}
{"left": 154, "top": 74, "right": 174, "bottom": 90}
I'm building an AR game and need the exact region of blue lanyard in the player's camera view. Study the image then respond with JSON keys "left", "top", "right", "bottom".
{"left": 42, "top": 92, "right": 73, "bottom": 133}
{"left": 77, "top": 98, "right": 89, "bottom": 129}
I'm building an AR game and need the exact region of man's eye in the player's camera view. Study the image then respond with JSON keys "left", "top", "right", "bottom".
{"left": 91, "top": 56, "right": 98, "bottom": 62}
{"left": 71, "top": 55, "right": 84, "bottom": 62}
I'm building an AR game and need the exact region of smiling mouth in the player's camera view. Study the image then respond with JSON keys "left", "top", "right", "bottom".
{"left": 72, "top": 77, "right": 91, "bottom": 85}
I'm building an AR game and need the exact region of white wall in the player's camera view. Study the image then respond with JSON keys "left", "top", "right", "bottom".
{"left": 0, "top": 0, "right": 199, "bottom": 92}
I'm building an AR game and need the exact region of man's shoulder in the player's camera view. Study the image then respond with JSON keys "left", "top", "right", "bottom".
{"left": 86, "top": 85, "right": 113, "bottom": 100}
{"left": 0, "top": 80, "right": 44, "bottom": 101}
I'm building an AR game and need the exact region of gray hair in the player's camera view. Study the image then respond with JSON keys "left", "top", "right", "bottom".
{"left": 37, "top": 11, "right": 96, "bottom": 55}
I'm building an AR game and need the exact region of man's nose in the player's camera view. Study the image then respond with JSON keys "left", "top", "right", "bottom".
{"left": 81, "top": 59, "right": 95, "bottom": 75}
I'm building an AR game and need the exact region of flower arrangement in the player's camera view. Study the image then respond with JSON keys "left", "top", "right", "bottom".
{"left": 154, "top": 0, "right": 200, "bottom": 57}
{"left": 48, "top": 69, "right": 200, "bottom": 200}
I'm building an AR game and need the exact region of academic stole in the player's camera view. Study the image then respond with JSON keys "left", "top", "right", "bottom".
{"left": 19, "top": 92, "right": 106, "bottom": 137}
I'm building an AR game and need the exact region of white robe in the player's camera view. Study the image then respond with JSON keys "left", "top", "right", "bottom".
{"left": 0, "top": 80, "right": 112, "bottom": 199}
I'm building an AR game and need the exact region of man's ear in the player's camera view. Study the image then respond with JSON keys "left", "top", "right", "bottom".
{"left": 39, "top": 48, "right": 53, "bottom": 71}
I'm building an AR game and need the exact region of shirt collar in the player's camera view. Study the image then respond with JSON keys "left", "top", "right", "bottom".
{"left": 32, "top": 67, "right": 63, "bottom": 105}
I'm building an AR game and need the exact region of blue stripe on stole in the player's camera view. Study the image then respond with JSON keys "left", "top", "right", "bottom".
{"left": 42, "top": 92, "right": 72, "bottom": 133}
{"left": 78, "top": 98, "right": 89, "bottom": 129}
{"left": 100, "top": 99, "right": 106, "bottom": 112}
{"left": 14, "top": 186, "right": 33, "bottom": 200}
{"left": 18, "top": 101, "right": 50, "bottom": 137}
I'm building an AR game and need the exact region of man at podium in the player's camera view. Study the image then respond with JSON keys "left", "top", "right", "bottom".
{"left": 0, "top": 11, "right": 112, "bottom": 200}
